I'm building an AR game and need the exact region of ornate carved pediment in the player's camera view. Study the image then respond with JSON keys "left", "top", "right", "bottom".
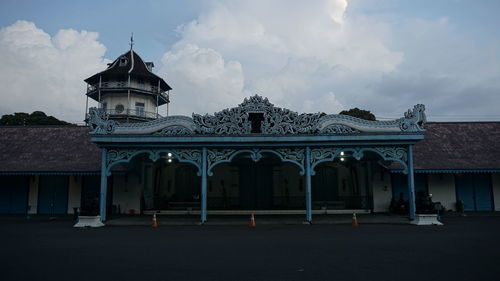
{"left": 88, "top": 96, "right": 426, "bottom": 135}
{"left": 193, "top": 95, "right": 323, "bottom": 135}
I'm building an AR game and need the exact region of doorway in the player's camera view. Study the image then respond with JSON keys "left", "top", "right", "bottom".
{"left": 239, "top": 164, "right": 274, "bottom": 210}
{"left": 38, "top": 176, "right": 69, "bottom": 214}
{"left": 455, "top": 174, "right": 493, "bottom": 211}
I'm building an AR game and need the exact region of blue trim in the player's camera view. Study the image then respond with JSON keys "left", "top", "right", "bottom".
{"left": 305, "top": 147, "right": 312, "bottom": 222}
{"left": 207, "top": 149, "right": 257, "bottom": 177}
{"left": 407, "top": 145, "right": 416, "bottom": 220}
{"left": 0, "top": 171, "right": 101, "bottom": 175}
{"left": 259, "top": 149, "right": 305, "bottom": 176}
{"left": 391, "top": 169, "right": 500, "bottom": 174}
{"left": 92, "top": 133, "right": 424, "bottom": 144}
{"left": 106, "top": 149, "right": 202, "bottom": 176}
{"left": 201, "top": 148, "right": 207, "bottom": 223}
{"left": 207, "top": 149, "right": 305, "bottom": 176}
{"left": 311, "top": 147, "right": 409, "bottom": 176}
{"left": 96, "top": 141, "right": 420, "bottom": 149}
{"left": 100, "top": 148, "right": 108, "bottom": 222}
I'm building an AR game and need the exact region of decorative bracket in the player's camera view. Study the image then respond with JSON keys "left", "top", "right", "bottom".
{"left": 206, "top": 148, "right": 306, "bottom": 176}
{"left": 309, "top": 146, "right": 409, "bottom": 175}
{"left": 105, "top": 148, "right": 202, "bottom": 176}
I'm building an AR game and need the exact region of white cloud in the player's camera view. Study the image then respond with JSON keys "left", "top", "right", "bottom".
{"left": 159, "top": 0, "right": 499, "bottom": 120}
{"left": 159, "top": 44, "right": 246, "bottom": 115}
{"left": 365, "top": 16, "right": 500, "bottom": 120}
{"left": 0, "top": 20, "right": 109, "bottom": 122}
{"left": 3, "top": 1, "right": 498, "bottom": 123}
{"left": 161, "top": 0, "right": 404, "bottom": 115}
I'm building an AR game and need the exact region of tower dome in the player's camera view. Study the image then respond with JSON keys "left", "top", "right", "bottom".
{"left": 84, "top": 47, "right": 172, "bottom": 122}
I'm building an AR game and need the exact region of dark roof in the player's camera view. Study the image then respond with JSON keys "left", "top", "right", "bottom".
{"left": 0, "top": 122, "right": 499, "bottom": 173}
{"left": 411, "top": 122, "right": 500, "bottom": 170}
{"left": 84, "top": 50, "right": 172, "bottom": 91}
{"left": 0, "top": 126, "right": 102, "bottom": 173}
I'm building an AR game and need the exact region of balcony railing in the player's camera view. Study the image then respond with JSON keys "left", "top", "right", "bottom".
{"left": 87, "top": 82, "right": 169, "bottom": 102}
{"left": 104, "top": 108, "right": 162, "bottom": 120}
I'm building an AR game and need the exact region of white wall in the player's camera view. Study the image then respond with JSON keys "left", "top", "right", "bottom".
{"left": 101, "top": 93, "right": 156, "bottom": 114}
{"left": 67, "top": 175, "right": 82, "bottom": 214}
{"left": 492, "top": 173, "right": 500, "bottom": 211}
{"left": 372, "top": 170, "right": 392, "bottom": 212}
{"left": 428, "top": 174, "right": 456, "bottom": 211}
{"left": 28, "top": 175, "right": 38, "bottom": 214}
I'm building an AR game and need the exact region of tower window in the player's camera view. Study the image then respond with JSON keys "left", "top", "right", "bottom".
{"left": 135, "top": 102, "right": 145, "bottom": 117}
{"left": 119, "top": 56, "right": 128, "bottom": 66}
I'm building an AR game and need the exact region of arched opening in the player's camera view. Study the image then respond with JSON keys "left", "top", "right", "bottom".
{"left": 207, "top": 151, "right": 304, "bottom": 211}
{"left": 311, "top": 150, "right": 400, "bottom": 212}
{"left": 109, "top": 151, "right": 201, "bottom": 214}
{"left": 312, "top": 161, "right": 373, "bottom": 211}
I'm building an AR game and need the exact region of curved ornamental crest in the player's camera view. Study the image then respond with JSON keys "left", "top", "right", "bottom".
{"left": 193, "top": 95, "right": 323, "bottom": 135}
{"left": 88, "top": 95, "right": 426, "bottom": 135}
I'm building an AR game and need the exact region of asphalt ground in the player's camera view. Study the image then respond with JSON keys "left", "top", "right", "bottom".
{"left": 1, "top": 216, "right": 499, "bottom": 281}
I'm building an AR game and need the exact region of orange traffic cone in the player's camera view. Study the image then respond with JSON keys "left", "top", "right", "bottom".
{"left": 152, "top": 213, "right": 158, "bottom": 228}
{"left": 249, "top": 213, "right": 256, "bottom": 227}
{"left": 351, "top": 212, "right": 359, "bottom": 227}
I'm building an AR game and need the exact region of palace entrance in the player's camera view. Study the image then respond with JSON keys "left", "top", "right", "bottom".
{"left": 89, "top": 95, "right": 426, "bottom": 223}
{"left": 239, "top": 164, "right": 273, "bottom": 210}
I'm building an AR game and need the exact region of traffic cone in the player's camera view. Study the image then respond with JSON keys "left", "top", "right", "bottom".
{"left": 351, "top": 212, "right": 359, "bottom": 227}
{"left": 152, "top": 213, "right": 158, "bottom": 228}
{"left": 249, "top": 213, "right": 256, "bottom": 227}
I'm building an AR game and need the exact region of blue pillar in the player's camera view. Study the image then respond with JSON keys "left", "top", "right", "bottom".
{"left": 201, "top": 148, "right": 208, "bottom": 223}
{"left": 305, "top": 147, "right": 312, "bottom": 222}
{"left": 407, "top": 145, "right": 416, "bottom": 220}
{"left": 100, "top": 148, "right": 108, "bottom": 222}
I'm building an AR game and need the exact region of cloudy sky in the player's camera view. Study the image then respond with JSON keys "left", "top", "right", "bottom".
{"left": 0, "top": 0, "right": 499, "bottom": 123}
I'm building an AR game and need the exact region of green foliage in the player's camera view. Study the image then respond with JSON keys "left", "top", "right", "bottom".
{"left": 0, "top": 111, "right": 72, "bottom": 126}
{"left": 339, "top": 108, "right": 376, "bottom": 121}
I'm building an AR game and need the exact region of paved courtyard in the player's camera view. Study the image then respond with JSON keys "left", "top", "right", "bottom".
{"left": 1, "top": 216, "right": 499, "bottom": 281}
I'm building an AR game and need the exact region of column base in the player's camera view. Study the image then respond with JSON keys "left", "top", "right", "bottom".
{"left": 74, "top": 216, "right": 106, "bottom": 228}
{"left": 410, "top": 214, "right": 443, "bottom": 226}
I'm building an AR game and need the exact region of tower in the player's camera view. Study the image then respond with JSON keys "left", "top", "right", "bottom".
{"left": 84, "top": 43, "right": 172, "bottom": 122}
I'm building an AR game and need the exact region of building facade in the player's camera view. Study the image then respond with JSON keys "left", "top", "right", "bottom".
{"left": 1, "top": 49, "right": 499, "bottom": 222}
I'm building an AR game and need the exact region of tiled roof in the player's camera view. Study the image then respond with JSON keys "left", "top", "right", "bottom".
{"left": 0, "top": 122, "right": 498, "bottom": 173}
{"left": 84, "top": 50, "right": 171, "bottom": 91}
{"left": 412, "top": 122, "right": 500, "bottom": 170}
{"left": 0, "top": 126, "right": 101, "bottom": 173}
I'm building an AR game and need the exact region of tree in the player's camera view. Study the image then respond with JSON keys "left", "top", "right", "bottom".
{"left": 0, "top": 111, "right": 72, "bottom": 125}
{"left": 339, "top": 108, "right": 376, "bottom": 121}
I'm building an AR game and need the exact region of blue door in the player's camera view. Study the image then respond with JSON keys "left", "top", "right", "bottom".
{"left": 456, "top": 174, "right": 493, "bottom": 211}
{"left": 0, "top": 176, "right": 29, "bottom": 214}
{"left": 475, "top": 175, "right": 494, "bottom": 211}
{"left": 38, "top": 176, "right": 69, "bottom": 214}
